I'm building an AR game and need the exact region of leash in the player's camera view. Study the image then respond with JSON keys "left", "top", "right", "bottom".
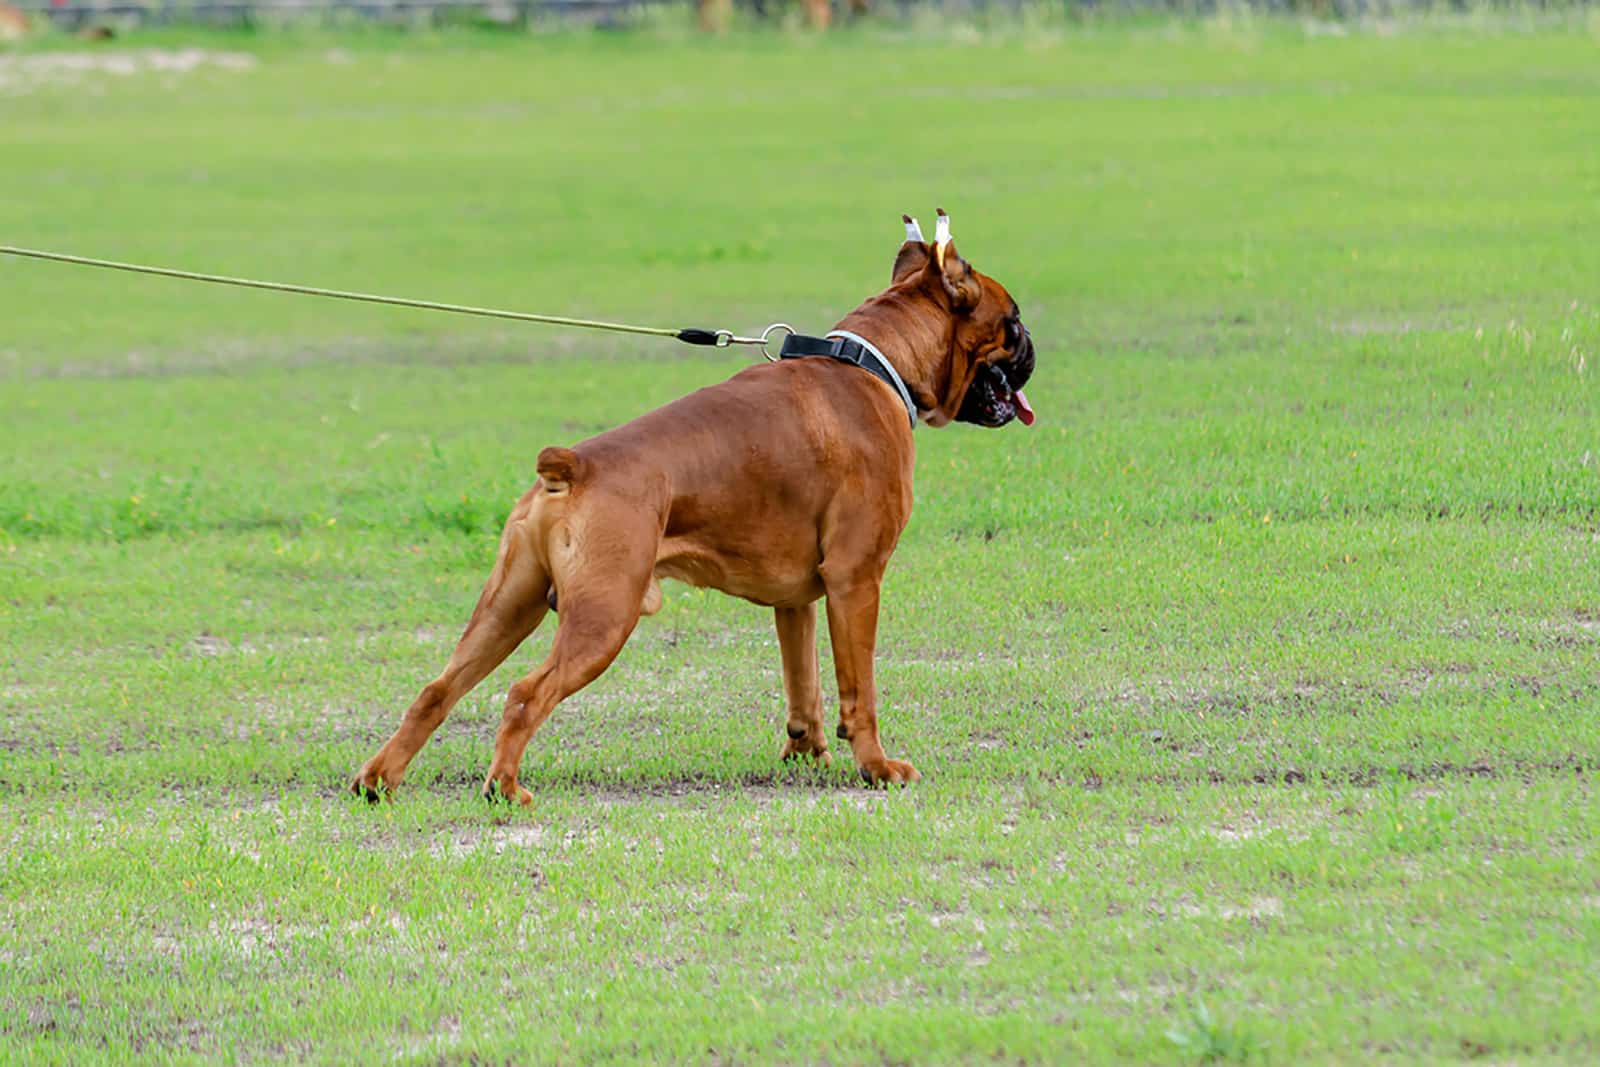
{"left": 0, "top": 244, "right": 797, "bottom": 357}
{"left": 2, "top": 243, "right": 920, "bottom": 423}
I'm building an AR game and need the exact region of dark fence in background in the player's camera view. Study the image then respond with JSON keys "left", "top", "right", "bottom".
{"left": 15, "top": 0, "right": 656, "bottom": 28}
{"left": 10, "top": 0, "right": 1588, "bottom": 30}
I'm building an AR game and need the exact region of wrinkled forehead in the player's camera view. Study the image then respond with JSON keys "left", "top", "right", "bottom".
{"left": 976, "top": 271, "right": 1018, "bottom": 319}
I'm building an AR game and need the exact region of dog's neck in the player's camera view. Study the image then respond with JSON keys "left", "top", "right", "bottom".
{"left": 831, "top": 290, "right": 958, "bottom": 423}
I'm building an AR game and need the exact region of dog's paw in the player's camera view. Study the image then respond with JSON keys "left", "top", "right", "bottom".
{"left": 858, "top": 759, "right": 920, "bottom": 787}
{"left": 349, "top": 762, "right": 396, "bottom": 804}
{"left": 780, "top": 731, "right": 832, "bottom": 766}
{"left": 481, "top": 777, "right": 534, "bottom": 807}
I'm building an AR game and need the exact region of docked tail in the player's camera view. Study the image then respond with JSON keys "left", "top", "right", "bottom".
{"left": 537, "top": 446, "right": 580, "bottom": 493}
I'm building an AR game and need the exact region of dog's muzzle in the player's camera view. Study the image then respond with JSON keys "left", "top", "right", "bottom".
{"left": 957, "top": 328, "right": 1036, "bottom": 428}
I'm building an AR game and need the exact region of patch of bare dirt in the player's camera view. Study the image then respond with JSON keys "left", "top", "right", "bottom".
{"left": 1330, "top": 315, "right": 1418, "bottom": 336}
{"left": 0, "top": 48, "right": 256, "bottom": 94}
{"left": 1106, "top": 669, "right": 1599, "bottom": 722}
{"left": 1174, "top": 895, "right": 1284, "bottom": 921}
{"left": 432, "top": 822, "right": 548, "bottom": 858}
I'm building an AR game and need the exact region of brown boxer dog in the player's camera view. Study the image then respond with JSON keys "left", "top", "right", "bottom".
{"left": 351, "top": 210, "right": 1035, "bottom": 803}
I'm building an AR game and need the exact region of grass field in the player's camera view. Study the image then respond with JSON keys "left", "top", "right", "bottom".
{"left": 3, "top": 17, "right": 1599, "bottom": 1063}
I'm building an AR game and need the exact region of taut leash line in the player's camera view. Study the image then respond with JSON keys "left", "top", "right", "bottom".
{"left": 0, "top": 244, "right": 794, "bottom": 354}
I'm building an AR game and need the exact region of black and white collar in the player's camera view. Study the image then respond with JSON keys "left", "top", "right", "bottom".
{"left": 777, "top": 329, "right": 917, "bottom": 427}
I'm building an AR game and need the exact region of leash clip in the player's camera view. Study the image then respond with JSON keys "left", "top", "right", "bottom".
{"left": 758, "top": 322, "right": 795, "bottom": 362}
{"left": 689, "top": 324, "right": 790, "bottom": 357}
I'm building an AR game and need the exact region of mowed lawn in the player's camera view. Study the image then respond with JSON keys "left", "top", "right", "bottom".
{"left": 2, "top": 19, "right": 1599, "bottom": 1063}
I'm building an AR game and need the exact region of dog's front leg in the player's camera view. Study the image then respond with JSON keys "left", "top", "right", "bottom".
{"left": 775, "top": 604, "right": 830, "bottom": 766}
{"left": 821, "top": 577, "right": 920, "bottom": 786}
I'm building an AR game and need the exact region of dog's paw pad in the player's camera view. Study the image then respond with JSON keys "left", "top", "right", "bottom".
{"left": 859, "top": 759, "right": 920, "bottom": 787}
{"left": 482, "top": 779, "right": 534, "bottom": 807}
{"left": 349, "top": 772, "right": 390, "bottom": 804}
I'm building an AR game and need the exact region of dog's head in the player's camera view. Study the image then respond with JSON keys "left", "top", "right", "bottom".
{"left": 890, "top": 209, "right": 1036, "bottom": 428}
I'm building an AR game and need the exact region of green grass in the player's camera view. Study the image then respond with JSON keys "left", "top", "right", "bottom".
{"left": 3, "top": 17, "right": 1599, "bottom": 1064}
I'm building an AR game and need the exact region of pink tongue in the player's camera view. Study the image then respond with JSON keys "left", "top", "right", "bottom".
{"left": 1014, "top": 389, "right": 1035, "bottom": 427}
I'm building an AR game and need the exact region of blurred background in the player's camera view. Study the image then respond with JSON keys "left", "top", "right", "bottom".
{"left": 2, "top": 5, "right": 1598, "bottom": 1062}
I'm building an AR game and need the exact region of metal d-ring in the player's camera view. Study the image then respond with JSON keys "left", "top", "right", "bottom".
{"left": 759, "top": 322, "right": 795, "bottom": 362}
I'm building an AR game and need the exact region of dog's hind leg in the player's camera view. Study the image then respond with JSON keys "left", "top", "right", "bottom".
{"left": 482, "top": 499, "right": 657, "bottom": 806}
{"left": 776, "top": 604, "right": 830, "bottom": 766}
{"left": 351, "top": 491, "right": 550, "bottom": 801}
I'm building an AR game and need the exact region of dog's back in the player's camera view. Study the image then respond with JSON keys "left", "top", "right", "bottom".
{"left": 528, "top": 357, "right": 915, "bottom": 609}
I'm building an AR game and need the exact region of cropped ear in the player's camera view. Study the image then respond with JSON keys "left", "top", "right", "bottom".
{"left": 932, "top": 238, "right": 982, "bottom": 313}
{"left": 891, "top": 215, "right": 931, "bottom": 284}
